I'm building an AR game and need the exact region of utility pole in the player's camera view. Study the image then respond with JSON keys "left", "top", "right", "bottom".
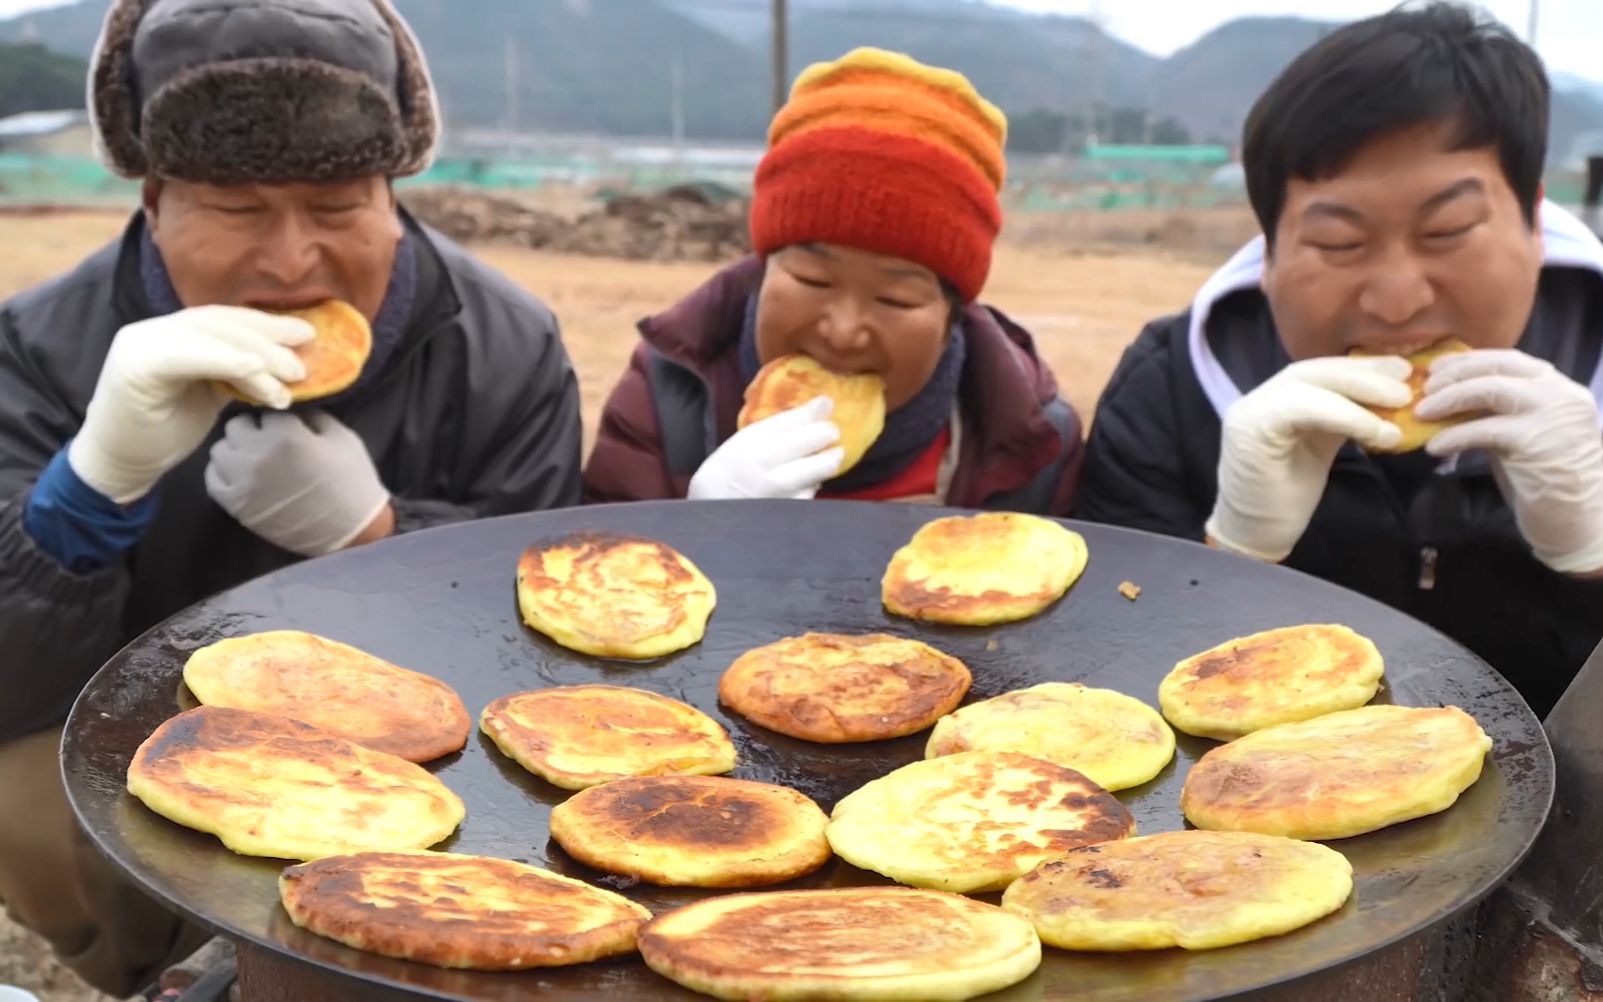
{"left": 671, "top": 47, "right": 686, "bottom": 172}
{"left": 772, "top": 0, "right": 789, "bottom": 116}
{"left": 504, "top": 36, "right": 518, "bottom": 154}
{"left": 1527, "top": 0, "right": 1539, "bottom": 44}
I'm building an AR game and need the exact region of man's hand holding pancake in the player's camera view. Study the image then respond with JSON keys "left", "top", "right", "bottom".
{"left": 67, "top": 307, "right": 312, "bottom": 504}
{"left": 1206, "top": 356, "right": 1410, "bottom": 562}
{"left": 1418, "top": 350, "right": 1603, "bottom": 575}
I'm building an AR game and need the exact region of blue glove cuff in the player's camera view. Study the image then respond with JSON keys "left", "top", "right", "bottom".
{"left": 22, "top": 445, "right": 158, "bottom": 574}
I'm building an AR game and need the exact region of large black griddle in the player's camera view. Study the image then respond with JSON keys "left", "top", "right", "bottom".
{"left": 64, "top": 500, "right": 1553, "bottom": 1001}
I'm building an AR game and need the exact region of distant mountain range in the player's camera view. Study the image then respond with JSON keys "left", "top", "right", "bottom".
{"left": 3, "top": 0, "right": 1600, "bottom": 159}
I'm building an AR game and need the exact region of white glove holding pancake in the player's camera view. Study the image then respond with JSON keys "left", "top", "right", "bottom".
{"left": 688, "top": 396, "right": 845, "bottom": 501}
{"left": 68, "top": 307, "right": 312, "bottom": 503}
{"left": 1417, "top": 350, "right": 1603, "bottom": 575}
{"left": 206, "top": 411, "right": 391, "bottom": 557}
{"left": 1206, "top": 356, "right": 1411, "bottom": 563}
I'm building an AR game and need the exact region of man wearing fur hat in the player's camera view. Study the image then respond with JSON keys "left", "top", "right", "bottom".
{"left": 0, "top": 0, "right": 581, "bottom": 993}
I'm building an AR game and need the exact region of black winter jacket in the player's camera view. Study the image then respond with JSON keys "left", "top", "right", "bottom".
{"left": 1076, "top": 203, "right": 1603, "bottom": 717}
{"left": 0, "top": 212, "right": 582, "bottom": 741}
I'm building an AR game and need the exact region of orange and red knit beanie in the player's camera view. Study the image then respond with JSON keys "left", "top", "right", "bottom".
{"left": 749, "top": 48, "right": 1008, "bottom": 303}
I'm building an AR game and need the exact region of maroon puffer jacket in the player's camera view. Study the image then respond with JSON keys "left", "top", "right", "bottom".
{"left": 583, "top": 256, "right": 1084, "bottom": 513}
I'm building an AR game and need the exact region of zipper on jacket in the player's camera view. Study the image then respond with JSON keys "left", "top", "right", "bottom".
{"left": 1418, "top": 545, "right": 1439, "bottom": 590}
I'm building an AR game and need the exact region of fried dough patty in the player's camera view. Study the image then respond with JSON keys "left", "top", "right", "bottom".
{"left": 1158, "top": 624, "right": 1384, "bottom": 741}
{"left": 882, "top": 513, "right": 1088, "bottom": 626}
{"left": 1002, "top": 830, "right": 1353, "bottom": 951}
{"left": 738, "top": 354, "right": 887, "bottom": 475}
{"left": 480, "top": 685, "right": 736, "bottom": 790}
{"left": 926, "top": 682, "right": 1175, "bottom": 791}
{"left": 228, "top": 300, "right": 372, "bottom": 404}
{"left": 1349, "top": 337, "right": 1473, "bottom": 453}
{"left": 827, "top": 750, "right": 1135, "bottom": 893}
{"left": 639, "top": 887, "right": 1041, "bottom": 1002}
{"left": 550, "top": 776, "right": 830, "bottom": 887}
{"left": 182, "top": 630, "right": 470, "bottom": 762}
{"left": 1181, "top": 704, "right": 1493, "bottom": 840}
{"left": 280, "top": 851, "right": 650, "bottom": 969}
{"left": 517, "top": 532, "right": 716, "bottom": 659}
{"left": 720, "top": 633, "right": 971, "bottom": 743}
{"left": 126, "top": 706, "right": 464, "bottom": 860}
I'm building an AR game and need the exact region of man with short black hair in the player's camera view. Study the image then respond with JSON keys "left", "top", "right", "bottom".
{"left": 0, "top": 0, "right": 581, "bottom": 994}
{"left": 1076, "top": 2, "right": 1603, "bottom": 715}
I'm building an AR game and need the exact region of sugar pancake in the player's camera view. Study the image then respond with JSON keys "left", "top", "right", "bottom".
{"left": 549, "top": 776, "right": 830, "bottom": 887}
{"left": 827, "top": 750, "right": 1135, "bottom": 893}
{"left": 517, "top": 532, "right": 716, "bottom": 659}
{"left": 1181, "top": 704, "right": 1493, "bottom": 840}
{"left": 1002, "top": 830, "right": 1353, "bottom": 951}
{"left": 126, "top": 706, "right": 464, "bottom": 861}
{"left": 280, "top": 851, "right": 651, "bottom": 969}
{"left": 1158, "top": 624, "right": 1384, "bottom": 741}
{"left": 882, "top": 513, "right": 1088, "bottom": 626}
{"left": 639, "top": 887, "right": 1041, "bottom": 1002}
{"left": 1348, "top": 337, "right": 1473, "bottom": 453}
{"left": 227, "top": 300, "right": 372, "bottom": 404}
{"left": 481, "top": 685, "right": 736, "bottom": 791}
{"left": 739, "top": 354, "right": 887, "bottom": 475}
{"left": 719, "top": 633, "right": 971, "bottom": 743}
{"left": 926, "top": 682, "right": 1175, "bottom": 792}
{"left": 182, "top": 630, "right": 470, "bottom": 763}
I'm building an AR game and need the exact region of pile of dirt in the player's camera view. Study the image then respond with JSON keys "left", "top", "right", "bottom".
{"left": 400, "top": 185, "right": 750, "bottom": 263}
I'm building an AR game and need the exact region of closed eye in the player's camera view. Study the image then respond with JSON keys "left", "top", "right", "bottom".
{"left": 1311, "top": 241, "right": 1362, "bottom": 253}
{"left": 793, "top": 275, "right": 831, "bottom": 290}
{"left": 1424, "top": 223, "right": 1476, "bottom": 241}
{"left": 876, "top": 297, "right": 917, "bottom": 310}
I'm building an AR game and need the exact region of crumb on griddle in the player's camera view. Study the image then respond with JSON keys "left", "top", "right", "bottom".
{"left": 1118, "top": 581, "right": 1142, "bottom": 601}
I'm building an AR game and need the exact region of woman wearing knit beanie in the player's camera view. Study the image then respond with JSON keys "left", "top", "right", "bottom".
{"left": 584, "top": 48, "right": 1084, "bottom": 512}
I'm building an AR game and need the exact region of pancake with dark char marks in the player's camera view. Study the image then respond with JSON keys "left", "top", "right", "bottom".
{"left": 280, "top": 851, "right": 651, "bottom": 969}
{"left": 1158, "top": 624, "right": 1384, "bottom": 740}
{"left": 182, "top": 630, "right": 470, "bottom": 763}
{"left": 720, "top": 633, "right": 971, "bottom": 743}
{"left": 639, "top": 887, "right": 1041, "bottom": 1001}
{"left": 882, "top": 513, "right": 1088, "bottom": 626}
{"left": 126, "top": 706, "right": 464, "bottom": 861}
{"left": 480, "top": 685, "right": 736, "bottom": 790}
{"left": 827, "top": 750, "right": 1135, "bottom": 893}
{"left": 550, "top": 775, "right": 830, "bottom": 887}
{"left": 516, "top": 532, "right": 716, "bottom": 659}
{"left": 1181, "top": 704, "right": 1493, "bottom": 840}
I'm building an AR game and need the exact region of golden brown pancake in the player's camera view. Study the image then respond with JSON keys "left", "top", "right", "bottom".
{"left": 882, "top": 513, "right": 1088, "bottom": 626}
{"left": 827, "top": 750, "right": 1135, "bottom": 893}
{"left": 126, "top": 706, "right": 464, "bottom": 861}
{"left": 549, "top": 776, "right": 831, "bottom": 887}
{"left": 1158, "top": 624, "right": 1385, "bottom": 741}
{"left": 516, "top": 532, "right": 716, "bottom": 659}
{"left": 1349, "top": 337, "right": 1473, "bottom": 452}
{"left": 182, "top": 630, "right": 470, "bottom": 763}
{"left": 1002, "top": 831, "right": 1353, "bottom": 951}
{"left": 1182, "top": 704, "right": 1493, "bottom": 840}
{"left": 280, "top": 851, "right": 651, "bottom": 969}
{"left": 926, "top": 682, "right": 1175, "bottom": 792}
{"left": 639, "top": 887, "right": 1041, "bottom": 1002}
{"left": 719, "top": 633, "right": 971, "bottom": 743}
{"left": 738, "top": 354, "right": 887, "bottom": 475}
{"left": 480, "top": 685, "right": 736, "bottom": 791}
{"left": 228, "top": 300, "right": 372, "bottom": 404}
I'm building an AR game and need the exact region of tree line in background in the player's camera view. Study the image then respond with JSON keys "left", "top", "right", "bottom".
{"left": 0, "top": 42, "right": 86, "bottom": 119}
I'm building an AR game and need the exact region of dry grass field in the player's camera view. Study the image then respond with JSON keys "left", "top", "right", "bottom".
{"left": 0, "top": 205, "right": 1232, "bottom": 1001}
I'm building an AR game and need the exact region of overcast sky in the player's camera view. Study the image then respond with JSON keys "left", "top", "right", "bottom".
{"left": 0, "top": 0, "right": 1596, "bottom": 81}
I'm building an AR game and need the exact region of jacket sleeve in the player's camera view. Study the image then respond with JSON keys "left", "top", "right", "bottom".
{"left": 0, "top": 311, "right": 133, "bottom": 740}
{"left": 582, "top": 344, "right": 684, "bottom": 504}
{"left": 1072, "top": 317, "right": 1210, "bottom": 540}
{"left": 394, "top": 300, "right": 583, "bottom": 533}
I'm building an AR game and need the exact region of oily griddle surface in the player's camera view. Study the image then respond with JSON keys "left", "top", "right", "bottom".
{"left": 64, "top": 501, "right": 1552, "bottom": 1001}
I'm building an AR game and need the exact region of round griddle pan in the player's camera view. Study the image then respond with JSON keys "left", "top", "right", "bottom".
{"left": 63, "top": 500, "right": 1554, "bottom": 1001}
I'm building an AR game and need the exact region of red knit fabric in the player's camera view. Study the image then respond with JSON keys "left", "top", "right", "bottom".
{"left": 749, "top": 126, "right": 1002, "bottom": 303}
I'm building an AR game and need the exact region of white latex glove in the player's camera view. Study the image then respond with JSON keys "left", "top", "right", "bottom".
{"left": 1206, "top": 355, "right": 1412, "bottom": 562}
{"left": 688, "top": 396, "right": 846, "bottom": 500}
{"left": 1418, "top": 350, "right": 1603, "bottom": 575}
{"left": 205, "top": 411, "right": 391, "bottom": 557}
{"left": 68, "top": 307, "right": 312, "bottom": 503}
